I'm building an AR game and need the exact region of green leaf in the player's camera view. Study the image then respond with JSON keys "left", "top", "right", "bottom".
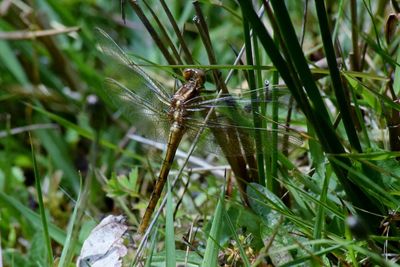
{"left": 58, "top": 177, "right": 83, "bottom": 267}
{"left": 0, "top": 192, "right": 66, "bottom": 245}
{"left": 165, "top": 178, "right": 176, "bottom": 267}
{"left": 201, "top": 189, "right": 224, "bottom": 267}
{"left": 30, "top": 135, "right": 53, "bottom": 264}
{"left": 393, "top": 44, "right": 400, "bottom": 95}
{"left": 0, "top": 40, "right": 28, "bottom": 85}
{"left": 151, "top": 250, "right": 202, "bottom": 266}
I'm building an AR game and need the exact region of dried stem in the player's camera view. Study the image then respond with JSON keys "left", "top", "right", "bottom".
{"left": 160, "top": 0, "right": 194, "bottom": 64}
{"left": 129, "top": 0, "right": 178, "bottom": 70}
{"left": 142, "top": 0, "right": 183, "bottom": 65}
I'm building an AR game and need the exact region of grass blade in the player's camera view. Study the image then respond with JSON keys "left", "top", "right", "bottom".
{"left": 238, "top": 0, "right": 383, "bottom": 228}
{"left": 315, "top": 0, "right": 362, "bottom": 152}
{"left": 29, "top": 133, "right": 53, "bottom": 265}
{"left": 201, "top": 188, "right": 225, "bottom": 267}
{"left": 223, "top": 209, "right": 251, "bottom": 267}
{"left": 165, "top": 178, "right": 176, "bottom": 267}
{"left": 242, "top": 17, "right": 266, "bottom": 186}
{"left": 58, "top": 176, "right": 82, "bottom": 267}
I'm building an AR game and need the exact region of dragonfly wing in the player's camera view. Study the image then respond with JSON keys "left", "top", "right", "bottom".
{"left": 96, "top": 28, "right": 171, "bottom": 105}
{"left": 187, "top": 117, "right": 305, "bottom": 146}
{"left": 103, "top": 78, "right": 164, "bottom": 116}
{"left": 184, "top": 85, "right": 305, "bottom": 150}
{"left": 101, "top": 77, "right": 171, "bottom": 139}
{"left": 185, "top": 85, "right": 291, "bottom": 112}
{"left": 182, "top": 98, "right": 308, "bottom": 160}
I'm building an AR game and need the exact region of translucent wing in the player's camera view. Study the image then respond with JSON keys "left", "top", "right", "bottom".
{"left": 101, "top": 77, "right": 172, "bottom": 141}
{"left": 96, "top": 28, "right": 307, "bottom": 155}
{"left": 96, "top": 27, "right": 172, "bottom": 105}
{"left": 185, "top": 85, "right": 291, "bottom": 111}
{"left": 104, "top": 78, "right": 169, "bottom": 119}
{"left": 96, "top": 28, "right": 174, "bottom": 138}
{"left": 184, "top": 114, "right": 307, "bottom": 150}
{"left": 182, "top": 85, "right": 308, "bottom": 150}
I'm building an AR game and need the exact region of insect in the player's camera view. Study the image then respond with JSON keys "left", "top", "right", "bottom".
{"left": 96, "top": 28, "right": 306, "bottom": 234}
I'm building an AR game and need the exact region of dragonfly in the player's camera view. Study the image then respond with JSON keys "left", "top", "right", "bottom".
{"left": 96, "top": 28, "right": 306, "bottom": 234}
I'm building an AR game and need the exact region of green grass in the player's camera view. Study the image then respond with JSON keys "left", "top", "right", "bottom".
{"left": 1, "top": 1, "right": 400, "bottom": 266}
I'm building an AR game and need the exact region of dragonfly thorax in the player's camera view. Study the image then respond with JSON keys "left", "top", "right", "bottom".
{"left": 168, "top": 68, "right": 205, "bottom": 126}
{"left": 169, "top": 98, "right": 188, "bottom": 125}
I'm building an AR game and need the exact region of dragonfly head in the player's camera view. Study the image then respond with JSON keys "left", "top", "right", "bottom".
{"left": 183, "top": 68, "right": 205, "bottom": 87}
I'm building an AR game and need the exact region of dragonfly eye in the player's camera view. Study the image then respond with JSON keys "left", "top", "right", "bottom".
{"left": 183, "top": 69, "right": 194, "bottom": 81}
{"left": 183, "top": 68, "right": 205, "bottom": 85}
